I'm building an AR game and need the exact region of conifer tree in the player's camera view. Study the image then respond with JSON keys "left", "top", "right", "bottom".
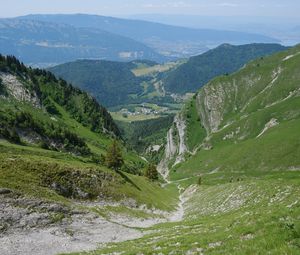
{"left": 145, "top": 164, "right": 159, "bottom": 181}
{"left": 105, "top": 140, "right": 124, "bottom": 170}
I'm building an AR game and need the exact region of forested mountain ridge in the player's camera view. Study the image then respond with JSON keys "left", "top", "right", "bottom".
{"left": 0, "top": 54, "right": 120, "bottom": 154}
{"left": 49, "top": 59, "right": 145, "bottom": 107}
{"left": 162, "top": 43, "right": 288, "bottom": 94}
{"left": 49, "top": 43, "right": 288, "bottom": 109}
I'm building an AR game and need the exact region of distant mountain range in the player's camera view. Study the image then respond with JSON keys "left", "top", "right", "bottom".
{"left": 129, "top": 14, "right": 300, "bottom": 46}
{"left": 0, "top": 18, "right": 164, "bottom": 67}
{"left": 21, "top": 14, "right": 278, "bottom": 45}
{"left": 0, "top": 14, "right": 280, "bottom": 67}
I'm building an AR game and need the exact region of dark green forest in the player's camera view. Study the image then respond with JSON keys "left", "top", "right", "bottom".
{"left": 163, "top": 43, "right": 287, "bottom": 93}
{"left": 49, "top": 60, "right": 147, "bottom": 107}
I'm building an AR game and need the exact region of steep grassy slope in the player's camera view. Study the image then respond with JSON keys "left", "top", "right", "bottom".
{"left": 171, "top": 44, "right": 300, "bottom": 179}
{"left": 72, "top": 175, "right": 300, "bottom": 254}
{"left": 0, "top": 55, "right": 120, "bottom": 153}
{"left": 80, "top": 45, "right": 300, "bottom": 255}
{"left": 0, "top": 141, "right": 177, "bottom": 210}
{"left": 163, "top": 43, "right": 287, "bottom": 94}
{"left": 0, "top": 55, "right": 178, "bottom": 211}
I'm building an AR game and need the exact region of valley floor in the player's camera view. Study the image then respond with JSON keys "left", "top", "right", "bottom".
{"left": 0, "top": 195, "right": 143, "bottom": 255}
{"left": 0, "top": 184, "right": 185, "bottom": 255}
{"left": 72, "top": 173, "right": 300, "bottom": 255}
{"left": 2, "top": 169, "right": 299, "bottom": 255}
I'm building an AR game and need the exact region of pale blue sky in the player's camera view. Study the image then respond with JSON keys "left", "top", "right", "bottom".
{"left": 0, "top": 0, "right": 299, "bottom": 18}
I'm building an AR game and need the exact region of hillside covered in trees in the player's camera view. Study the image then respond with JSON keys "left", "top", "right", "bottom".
{"left": 0, "top": 55, "right": 120, "bottom": 155}
{"left": 162, "top": 43, "right": 287, "bottom": 93}
{"left": 49, "top": 60, "right": 146, "bottom": 107}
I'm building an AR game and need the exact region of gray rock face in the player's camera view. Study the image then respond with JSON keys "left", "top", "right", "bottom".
{"left": 0, "top": 72, "right": 41, "bottom": 108}
{"left": 256, "top": 118, "right": 279, "bottom": 138}
{"left": 197, "top": 83, "right": 227, "bottom": 134}
{"left": 173, "top": 114, "right": 189, "bottom": 166}
{"left": 158, "top": 113, "right": 189, "bottom": 180}
{"left": 157, "top": 126, "right": 177, "bottom": 181}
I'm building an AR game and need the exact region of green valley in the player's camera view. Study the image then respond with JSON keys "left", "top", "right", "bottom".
{"left": 65, "top": 44, "right": 300, "bottom": 255}
{"left": 0, "top": 26, "right": 299, "bottom": 255}
{"left": 0, "top": 54, "right": 178, "bottom": 212}
{"left": 47, "top": 43, "right": 289, "bottom": 162}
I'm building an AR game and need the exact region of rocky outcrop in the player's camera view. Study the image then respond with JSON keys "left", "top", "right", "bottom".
{"left": 157, "top": 127, "right": 176, "bottom": 180}
{"left": 256, "top": 118, "right": 279, "bottom": 138}
{"left": 197, "top": 83, "right": 227, "bottom": 134}
{"left": 195, "top": 64, "right": 289, "bottom": 136}
{"left": 157, "top": 113, "right": 189, "bottom": 180}
{"left": 0, "top": 191, "right": 143, "bottom": 255}
{"left": 173, "top": 114, "right": 189, "bottom": 166}
{"left": 0, "top": 192, "right": 71, "bottom": 235}
{"left": 0, "top": 72, "right": 41, "bottom": 108}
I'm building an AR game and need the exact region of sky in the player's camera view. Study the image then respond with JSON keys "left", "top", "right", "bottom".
{"left": 0, "top": 0, "right": 299, "bottom": 18}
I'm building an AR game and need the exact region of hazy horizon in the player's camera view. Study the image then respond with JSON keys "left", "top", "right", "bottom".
{"left": 1, "top": 0, "right": 299, "bottom": 19}
{"left": 0, "top": 1, "right": 299, "bottom": 46}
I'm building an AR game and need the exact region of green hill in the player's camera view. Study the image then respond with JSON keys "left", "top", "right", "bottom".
{"left": 0, "top": 54, "right": 177, "bottom": 209}
{"left": 48, "top": 44, "right": 287, "bottom": 110}
{"left": 1, "top": 45, "right": 299, "bottom": 255}
{"left": 49, "top": 60, "right": 145, "bottom": 107}
{"left": 84, "top": 45, "right": 300, "bottom": 255}
{"left": 0, "top": 55, "right": 120, "bottom": 153}
{"left": 163, "top": 43, "right": 287, "bottom": 94}
{"left": 163, "top": 44, "right": 300, "bottom": 179}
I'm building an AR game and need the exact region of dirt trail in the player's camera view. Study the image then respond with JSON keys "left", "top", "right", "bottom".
{"left": 168, "top": 185, "right": 185, "bottom": 222}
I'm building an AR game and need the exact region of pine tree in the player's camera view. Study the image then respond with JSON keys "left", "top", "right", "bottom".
{"left": 105, "top": 140, "right": 124, "bottom": 171}
{"left": 145, "top": 164, "right": 159, "bottom": 181}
